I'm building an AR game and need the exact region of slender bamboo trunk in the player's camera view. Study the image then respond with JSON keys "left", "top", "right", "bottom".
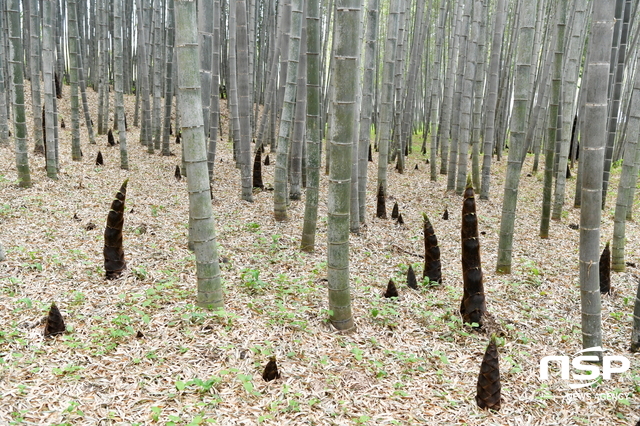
{"left": 496, "top": 0, "right": 535, "bottom": 274}
{"left": 175, "top": 0, "right": 223, "bottom": 309}
{"left": 8, "top": 0, "right": 32, "bottom": 187}
{"left": 327, "top": 0, "right": 361, "bottom": 331}
{"left": 480, "top": 0, "right": 506, "bottom": 200}
{"left": 29, "top": 0, "right": 44, "bottom": 154}
{"left": 42, "top": 0, "right": 58, "bottom": 178}
{"left": 114, "top": 0, "right": 129, "bottom": 169}
{"left": 228, "top": 0, "right": 240, "bottom": 163}
{"left": 601, "top": 0, "right": 627, "bottom": 209}
{"left": 290, "top": 24, "right": 307, "bottom": 201}
{"left": 162, "top": 0, "right": 176, "bottom": 157}
{"left": 611, "top": 45, "right": 640, "bottom": 271}
{"left": 0, "top": 9, "right": 8, "bottom": 146}
{"left": 199, "top": 0, "right": 214, "bottom": 134}
{"left": 207, "top": 0, "right": 221, "bottom": 177}
{"left": 300, "top": 0, "right": 322, "bottom": 251}
{"left": 68, "top": 0, "right": 82, "bottom": 161}
{"left": 357, "top": 0, "right": 379, "bottom": 220}
{"left": 429, "top": 0, "right": 446, "bottom": 181}
{"left": 151, "top": 0, "right": 164, "bottom": 151}
{"left": 236, "top": 0, "right": 254, "bottom": 201}
{"left": 540, "top": 0, "right": 566, "bottom": 237}
{"left": 446, "top": 0, "right": 470, "bottom": 191}
{"left": 273, "top": 0, "right": 303, "bottom": 221}
{"left": 454, "top": 0, "right": 476, "bottom": 195}
{"left": 579, "top": 0, "right": 615, "bottom": 355}
{"left": 376, "top": 0, "right": 400, "bottom": 197}
{"left": 97, "top": 0, "right": 107, "bottom": 135}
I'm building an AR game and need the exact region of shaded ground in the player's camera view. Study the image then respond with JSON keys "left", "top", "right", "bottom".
{"left": 0, "top": 86, "right": 639, "bottom": 425}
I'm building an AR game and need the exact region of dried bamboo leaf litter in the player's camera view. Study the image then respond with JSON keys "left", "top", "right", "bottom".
{"left": 0, "top": 88, "right": 637, "bottom": 425}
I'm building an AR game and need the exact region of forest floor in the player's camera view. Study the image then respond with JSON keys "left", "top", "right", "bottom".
{"left": 1, "top": 86, "right": 639, "bottom": 426}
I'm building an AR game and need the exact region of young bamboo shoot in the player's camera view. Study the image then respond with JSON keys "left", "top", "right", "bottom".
{"left": 460, "top": 180, "right": 486, "bottom": 327}
{"left": 104, "top": 179, "right": 128, "bottom": 279}
{"left": 476, "top": 336, "right": 501, "bottom": 411}
{"left": 423, "top": 214, "right": 442, "bottom": 284}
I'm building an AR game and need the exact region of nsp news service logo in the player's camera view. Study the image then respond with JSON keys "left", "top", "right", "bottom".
{"left": 539, "top": 347, "right": 630, "bottom": 389}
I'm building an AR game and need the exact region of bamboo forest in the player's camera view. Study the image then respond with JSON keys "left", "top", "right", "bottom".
{"left": 2, "top": 0, "right": 640, "bottom": 424}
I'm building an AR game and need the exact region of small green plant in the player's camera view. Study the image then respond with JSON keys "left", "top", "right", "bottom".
{"left": 392, "top": 382, "right": 409, "bottom": 397}
{"left": 10, "top": 409, "right": 28, "bottom": 422}
{"left": 421, "top": 276, "right": 439, "bottom": 287}
{"left": 0, "top": 202, "right": 12, "bottom": 216}
{"left": 132, "top": 265, "right": 148, "bottom": 280}
{"left": 610, "top": 311, "right": 625, "bottom": 321}
{"left": 150, "top": 205, "right": 165, "bottom": 217}
{"left": 21, "top": 262, "right": 43, "bottom": 271}
{"left": 175, "top": 376, "right": 222, "bottom": 394}
{"left": 370, "top": 298, "right": 400, "bottom": 327}
{"left": 58, "top": 400, "right": 85, "bottom": 422}
{"left": 15, "top": 297, "right": 34, "bottom": 311}
{"left": 70, "top": 290, "right": 85, "bottom": 305}
{"left": 209, "top": 309, "right": 239, "bottom": 327}
{"left": 355, "top": 415, "right": 371, "bottom": 425}
{"left": 180, "top": 309, "right": 208, "bottom": 325}
{"left": 150, "top": 406, "right": 162, "bottom": 422}
{"left": 246, "top": 222, "right": 261, "bottom": 232}
{"left": 522, "top": 260, "right": 540, "bottom": 276}
{"left": 350, "top": 345, "right": 364, "bottom": 361}
{"left": 270, "top": 234, "right": 283, "bottom": 252}
{"left": 52, "top": 364, "right": 84, "bottom": 379}
{"left": 62, "top": 334, "right": 85, "bottom": 350}
{"left": 237, "top": 373, "right": 261, "bottom": 396}
{"left": 286, "top": 399, "right": 301, "bottom": 412}
{"left": 240, "top": 268, "right": 269, "bottom": 294}
{"left": 432, "top": 350, "right": 450, "bottom": 365}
